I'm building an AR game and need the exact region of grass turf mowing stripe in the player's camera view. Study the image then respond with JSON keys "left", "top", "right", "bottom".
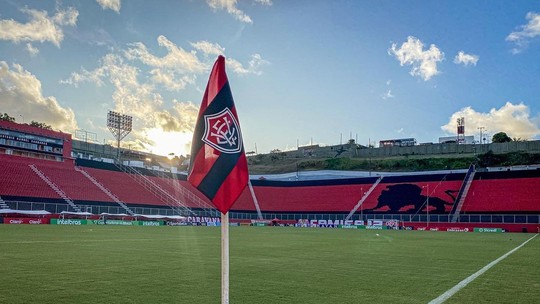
{"left": 429, "top": 233, "right": 538, "bottom": 304}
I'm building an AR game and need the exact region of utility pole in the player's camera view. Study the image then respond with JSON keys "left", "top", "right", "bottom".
{"left": 427, "top": 184, "right": 429, "bottom": 227}
{"left": 478, "top": 127, "right": 485, "bottom": 144}
{"left": 423, "top": 184, "right": 429, "bottom": 226}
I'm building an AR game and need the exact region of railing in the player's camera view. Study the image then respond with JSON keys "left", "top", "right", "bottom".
{"left": 0, "top": 196, "right": 9, "bottom": 209}
{"left": 114, "top": 164, "right": 198, "bottom": 216}
{"left": 74, "top": 166, "right": 135, "bottom": 215}
{"left": 145, "top": 167, "right": 218, "bottom": 215}
{"left": 345, "top": 176, "right": 383, "bottom": 221}
{"left": 28, "top": 164, "right": 81, "bottom": 212}
{"left": 3, "top": 200, "right": 539, "bottom": 224}
{"left": 450, "top": 164, "right": 475, "bottom": 222}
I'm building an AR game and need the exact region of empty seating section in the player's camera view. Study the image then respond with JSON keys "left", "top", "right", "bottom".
{"left": 462, "top": 177, "right": 540, "bottom": 213}
{"left": 145, "top": 176, "right": 214, "bottom": 209}
{"left": 231, "top": 187, "right": 256, "bottom": 211}
{"left": 232, "top": 184, "right": 368, "bottom": 212}
{"left": 0, "top": 155, "right": 60, "bottom": 199}
{"left": 82, "top": 167, "right": 161, "bottom": 205}
{"left": 33, "top": 163, "right": 111, "bottom": 202}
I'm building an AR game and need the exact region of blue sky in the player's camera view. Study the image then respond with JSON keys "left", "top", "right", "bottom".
{"left": 1, "top": 0, "right": 539, "bottom": 156}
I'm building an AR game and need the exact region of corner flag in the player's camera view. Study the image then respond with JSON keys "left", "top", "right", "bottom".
{"left": 188, "top": 55, "right": 249, "bottom": 214}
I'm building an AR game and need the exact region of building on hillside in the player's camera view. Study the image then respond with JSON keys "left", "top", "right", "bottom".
{"left": 0, "top": 120, "right": 72, "bottom": 161}
{"left": 379, "top": 138, "right": 416, "bottom": 147}
{"left": 439, "top": 136, "right": 475, "bottom": 144}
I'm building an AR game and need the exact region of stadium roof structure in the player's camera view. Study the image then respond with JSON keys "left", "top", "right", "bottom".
{"left": 133, "top": 214, "right": 186, "bottom": 220}
{"left": 0, "top": 209, "right": 51, "bottom": 215}
{"left": 250, "top": 169, "right": 470, "bottom": 181}
{"left": 60, "top": 211, "right": 93, "bottom": 216}
{"left": 100, "top": 212, "right": 131, "bottom": 217}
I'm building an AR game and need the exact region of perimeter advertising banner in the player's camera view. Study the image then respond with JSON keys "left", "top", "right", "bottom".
{"left": 3, "top": 218, "right": 49, "bottom": 224}
{"left": 474, "top": 227, "right": 503, "bottom": 233}
{"left": 51, "top": 219, "right": 88, "bottom": 225}
{"left": 51, "top": 219, "right": 164, "bottom": 226}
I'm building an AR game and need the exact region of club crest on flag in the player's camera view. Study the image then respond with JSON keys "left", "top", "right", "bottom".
{"left": 202, "top": 107, "right": 243, "bottom": 154}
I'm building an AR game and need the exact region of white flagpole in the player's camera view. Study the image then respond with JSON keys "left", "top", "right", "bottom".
{"left": 221, "top": 212, "right": 230, "bottom": 304}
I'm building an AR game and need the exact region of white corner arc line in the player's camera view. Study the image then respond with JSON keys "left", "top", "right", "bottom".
{"left": 429, "top": 233, "right": 538, "bottom": 304}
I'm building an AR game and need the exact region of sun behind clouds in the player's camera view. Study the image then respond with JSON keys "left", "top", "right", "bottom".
{"left": 144, "top": 128, "right": 192, "bottom": 157}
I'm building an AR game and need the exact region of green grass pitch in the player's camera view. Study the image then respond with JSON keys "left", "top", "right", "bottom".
{"left": 0, "top": 226, "right": 538, "bottom": 303}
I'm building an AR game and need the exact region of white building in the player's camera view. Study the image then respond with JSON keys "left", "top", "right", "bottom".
{"left": 439, "top": 136, "right": 475, "bottom": 144}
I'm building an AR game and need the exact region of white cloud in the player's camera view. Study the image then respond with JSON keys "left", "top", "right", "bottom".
{"left": 506, "top": 12, "right": 540, "bottom": 54}
{"left": 0, "top": 61, "right": 77, "bottom": 132}
{"left": 207, "top": 0, "right": 252, "bottom": 23}
{"left": 61, "top": 36, "right": 267, "bottom": 154}
{"left": 96, "top": 0, "right": 121, "bottom": 13}
{"left": 0, "top": 7, "right": 78, "bottom": 47}
{"left": 255, "top": 0, "right": 273, "bottom": 5}
{"left": 382, "top": 89, "right": 394, "bottom": 100}
{"left": 149, "top": 69, "right": 196, "bottom": 91}
{"left": 190, "top": 40, "right": 225, "bottom": 56}
{"left": 25, "top": 43, "right": 39, "bottom": 56}
{"left": 207, "top": 0, "right": 271, "bottom": 23}
{"left": 60, "top": 52, "right": 202, "bottom": 155}
{"left": 52, "top": 7, "right": 78, "bottom": 26}
{"left": 441, "top": 102, "right": 540, "bottom": 140}
{"left": 389, "top": 36, "right": 444, "bottom": 81}
{"left": 227, "top": 54, "right": 269, "bottom": 75}
{"left": 124, "top": 35, "right": 207, "bottom": 74}
{"left": 60, "top": 65, "right": 107, "bottom": 87}
{"left": 122, "top": 36, "right": 267, "bottom": 78}
{"left": 454, "top": 51, "right": 479, "bottom": 66}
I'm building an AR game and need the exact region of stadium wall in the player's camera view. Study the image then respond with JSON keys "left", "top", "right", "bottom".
{"left": 277, "top": 140, "right": 540, "bottom": 159}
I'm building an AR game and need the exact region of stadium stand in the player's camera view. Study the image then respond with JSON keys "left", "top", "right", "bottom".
{"left": 0, "top": 154, "right": 61, "bottom": 200}
{"left": 0, "top": 117, "right": 539, "bottom": 227}
{"left": 233, "top": 178, "right": 378, "bottom": 213}
{"left": 461, "top": 170, "right": 540, "bottom": 213}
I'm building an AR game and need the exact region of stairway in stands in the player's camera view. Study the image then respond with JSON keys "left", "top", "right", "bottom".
{"left": 148, "top": 169, "right": 218, "bottom": 217}
{"left": 114, "top": 164, "right": 195, "bottom": 216}
{"left": 74, "top": 166, "right": 135, "bottom": 215}
{"left": 450, "top": 164, "right": 476, "bottom": 223}
{"left": 345, "top": 176, "right": 384, "bottom": 221}
{"left": 0, "top": 196, "right": 9, "bottom": 209}
{"left": 29, "top": 164, "right": 82, "bottom": 212}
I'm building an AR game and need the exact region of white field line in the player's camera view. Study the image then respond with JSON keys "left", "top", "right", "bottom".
{"left": 429, "top": 233, "right": 538, "bottom": 304}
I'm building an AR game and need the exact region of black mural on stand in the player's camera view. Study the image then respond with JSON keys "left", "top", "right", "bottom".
{"left": 367, "top": 184, "right": 458, "bottom": 214}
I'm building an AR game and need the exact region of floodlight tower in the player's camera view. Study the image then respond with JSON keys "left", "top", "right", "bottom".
{"left": 107, "top": 111, "right": 132, "bottom": 162}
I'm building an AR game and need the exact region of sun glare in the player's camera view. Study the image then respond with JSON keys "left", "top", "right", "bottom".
{"left": 145, "top": 128, "right": 192, "bottom": 157}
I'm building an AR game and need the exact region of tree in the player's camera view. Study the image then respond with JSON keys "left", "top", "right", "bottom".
{"left": 492, "top": 132, "right": 512, "bottom": 143}
{"left": 29, "top": 121, "right": 52, "bottom": 130}
{"left": 0, "top": 113, "right": 15, "bottom": 122}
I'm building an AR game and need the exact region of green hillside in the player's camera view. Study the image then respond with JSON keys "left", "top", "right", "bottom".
{"left": 247, "top": 151, "right": 540, "bottom": 174}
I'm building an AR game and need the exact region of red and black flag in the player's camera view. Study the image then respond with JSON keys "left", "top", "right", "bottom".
{"left": 188, "top": 56, "right": 249, "bottom": 214}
